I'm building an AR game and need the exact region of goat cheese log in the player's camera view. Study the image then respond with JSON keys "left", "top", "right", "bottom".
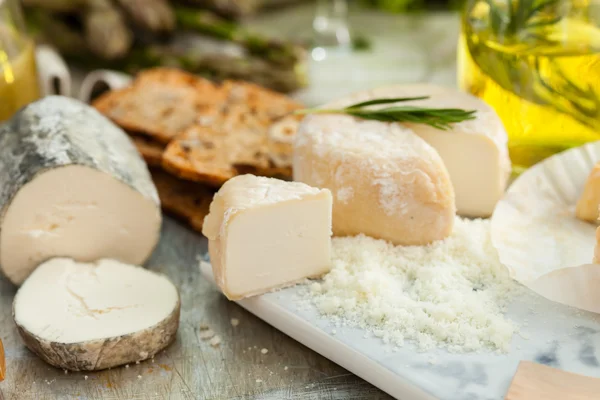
{"left": 13, "top": 258, "right": 180, "bottom": 371}
{"left": 0, "top": 96, "right": 161, "bottom": 285}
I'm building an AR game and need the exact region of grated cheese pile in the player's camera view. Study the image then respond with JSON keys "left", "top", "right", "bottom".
{"left": 304, "top": 218, "right": 519, "bottom": 353}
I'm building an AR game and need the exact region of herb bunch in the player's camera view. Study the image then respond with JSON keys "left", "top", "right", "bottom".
{"left": 295, "top": 97, "right": 477, "bottom": 130}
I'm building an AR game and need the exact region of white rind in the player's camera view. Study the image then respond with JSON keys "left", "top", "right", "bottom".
{"left": 491, "top": 141, "right": 600, "bottom": 312}
{"left": 203, "top": 175, "right": 332, "bottom": 300}
{"left": 12, "top": 258, "right": 180, "bottom": 371}
{"left": 0, "top": 96, "right": 161, "bottom": 284}
{"left": 294, "top": 110, "right": 455, "bottom": 245}
{"left": 323, "top": 84, "right": 510, "bottom": 217}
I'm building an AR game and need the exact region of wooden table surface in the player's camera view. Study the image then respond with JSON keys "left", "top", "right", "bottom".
{"left": 0, "top": 6, "right": 461, "bottom": 399}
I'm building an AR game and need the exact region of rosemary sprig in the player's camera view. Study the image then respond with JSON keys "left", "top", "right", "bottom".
{"left": 295, "top": 97, "right": 477, "bottom": 130}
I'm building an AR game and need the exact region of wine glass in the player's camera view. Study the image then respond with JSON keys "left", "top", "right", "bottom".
{"left": 311, "top": 0, "right": 351, "bottom": 61}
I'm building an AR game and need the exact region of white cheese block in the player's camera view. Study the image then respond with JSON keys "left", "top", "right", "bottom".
{"left": 202, "top": 175, "right": 332, "bottom": 300}
{"left": 293, "top": 112, "right": 456, "bottom": 246}
{"left": 576, "top": 162, "right": 600, "bottom": 223}
{"left": 13, "top": 258, "right": 180, "bottom": 371}
{"left": 321, "top": 84, "right": 511, "bottom": 217}
{"left": 0, "top": 96, "right": 161, "bottom": 285}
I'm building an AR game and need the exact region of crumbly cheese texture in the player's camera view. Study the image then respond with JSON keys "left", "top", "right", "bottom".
{"left": 576, "top": 162, "right": 600, "bottom": 223}
{"left": 318, "top": 84, "right": 511, "bottom": 218}
{"left": 304, "top": 218, "right": 518, "bottom": 353}
{"left": 294, "top": 113, "right": 455, "bottom": 246}
{"left": 202, "top": 174, "right": 332, "bottom": 300}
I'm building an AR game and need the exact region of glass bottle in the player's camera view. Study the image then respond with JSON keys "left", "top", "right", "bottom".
{"left": 0, "top": 0, "right": 40, "bottom": 122}
{"left": 458, "top": 0, "right": 600, "bottom": 168}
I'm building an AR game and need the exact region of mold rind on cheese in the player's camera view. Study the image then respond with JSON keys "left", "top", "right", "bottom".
{"left": 12, "top": 258, "right": 180, "bottom": 371}
{"left": 294, "top": 111, "right": 456, "bottom": 246}
{"left": 0, "top": 96, "right": 162, "bottom": 285}
{"left": 317, "top": 84, "right": 511, "bottom": 218}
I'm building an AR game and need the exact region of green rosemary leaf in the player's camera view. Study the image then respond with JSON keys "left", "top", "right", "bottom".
{"left": 344, "top": 96, "right": 429, "bottom": 108}
{"left": 295, "top": 100, "right": 477, "bottom": 131}
{"left": 524, "top": 0, "right": 561, "bottom": 21}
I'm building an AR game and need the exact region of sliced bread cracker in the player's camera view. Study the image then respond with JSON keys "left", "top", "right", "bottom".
{"left": 150, "top": 169, "right": 215, "bottom": 232}
{"left": 130, "top": 134, "right": 165, "bottom": 167}
{"left": 162, "top": 81, "right": 302, "bottom": 186}
{"left": 93, "top": 68, "right": 224, "bottom": 144}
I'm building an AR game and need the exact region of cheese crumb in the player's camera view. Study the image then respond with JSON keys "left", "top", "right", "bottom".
{"left": 199, "top": 329, "right": 215, "bottom": 340}
{"left": 230, "top": 318, "right": 240, "bottom": 327}
{"left": 84, "top": 376, "right": 88, "bottom": 380}
{"left": 256, "top": 379, "right": 263, "bottom": 383}
{"left": 284, "top": 366, "right": 289, "bottom": 371}
{"left": 260, "top": 348, "right": 268, "bottom": 354}
{"left": 210, "top": 335, "right": 222, "bottom": 347}
{"left": 304, "top": 218, "right": 518, "bottom": 353}
{"left": 137, "top": 375, "right": 142, "bottom": 379}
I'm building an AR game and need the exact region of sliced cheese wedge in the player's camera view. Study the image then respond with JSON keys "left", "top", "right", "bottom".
{"left": 294, "top": 112, "right": 456, "bottom": 245}
{"left": 319, "top": 84, "right": 511, "bottom": 218}
{"left": 576, "top": 162, "right": 600, "bottom": 223}
{"left": 202, "top": 175, "right": 332, "bottom": 300}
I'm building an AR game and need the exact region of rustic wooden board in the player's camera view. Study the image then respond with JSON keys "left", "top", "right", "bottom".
{"left": 0, "top": 217, "right": 393, "bottom": 400}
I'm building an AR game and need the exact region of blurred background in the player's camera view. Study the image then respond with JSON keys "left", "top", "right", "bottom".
{"left": 1, "top": 0, "right": 600, "bottom": 167}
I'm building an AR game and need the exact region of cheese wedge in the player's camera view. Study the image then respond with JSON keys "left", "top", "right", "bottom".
{"left": 576, "top": 162, "right": 600, "bottom": 223}
{"left": 202, "top": 175, "right": 332, "bottom": 300}
{"left": 319, "top": 84, "right": 511, "bottom": 217}
{"left": 294, "top": 112, "right": 456, "bottom": 246}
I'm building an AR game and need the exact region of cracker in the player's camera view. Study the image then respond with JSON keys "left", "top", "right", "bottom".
{"left": 162, "top": 81, "right": 302, "bottom": 186}
{"left": 150, "top": 168, "right": 215, "bottom": 232}
{"left": 129, "top": 134, "right": 165, "bottom": 167}
{"left": 93, "top": 68, "right": 224, "bottom": 144}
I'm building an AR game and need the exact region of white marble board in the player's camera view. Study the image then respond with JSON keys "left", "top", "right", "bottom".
{"left": 200, "top": 263, "right": 600, "bottom": 400}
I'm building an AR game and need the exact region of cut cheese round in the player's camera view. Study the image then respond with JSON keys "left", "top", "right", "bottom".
{"left": 315, "top": 84, "right": 510, "bottom": 218}
{"left": 13, "top": 258, "right": 180, "bottom": 371}
{"left": 0, "top": 96, "right": 161, "bottom": 285}
{"left": 294, "top": 113, "right": 455, "bottom": 245}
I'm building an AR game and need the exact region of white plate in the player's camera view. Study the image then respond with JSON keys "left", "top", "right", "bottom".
{"left": 491, "top": 141, "right": 600, "bottom": 311}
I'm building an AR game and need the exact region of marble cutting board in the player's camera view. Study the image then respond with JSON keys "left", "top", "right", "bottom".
{"left": 200, "top": 263, "right": 600, "bottom": 400}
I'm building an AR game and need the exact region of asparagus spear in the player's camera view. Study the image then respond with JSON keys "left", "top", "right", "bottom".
{"left": 25, "top": 9, "right": 88, "bottom": 55}
{"left": 21, "top": 0, "right": 87, "bottom": 13}
{"left": 115, "top": 0, "right": 175, "bottom": 33}
{"left": 173, "top": 6, "right": 305, "bottom": 67}
{"left": 84, "top": 3, "right": 133, "bottom": 59}
{"left": 174, "top": 0, "right": 259, "bottom": 19}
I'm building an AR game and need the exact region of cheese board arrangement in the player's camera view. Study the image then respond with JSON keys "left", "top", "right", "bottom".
{"left": 0, "top": 62, "right": 600, "bottom": 400}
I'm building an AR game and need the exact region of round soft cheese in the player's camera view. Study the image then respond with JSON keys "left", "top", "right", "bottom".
{"left": 293, "top": 113, "right": 456, "bottom": 245}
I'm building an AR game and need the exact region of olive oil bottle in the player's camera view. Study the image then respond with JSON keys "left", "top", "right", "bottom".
{"left": 458, "top": 0, "right": 600, "bottom": 168}
{"left": 0, "top": 0, "right": 40, "bottom": 122}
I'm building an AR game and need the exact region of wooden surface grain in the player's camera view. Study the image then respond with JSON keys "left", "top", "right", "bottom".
{"left": 0, "top": 217, "right": 394, "bottom": 400}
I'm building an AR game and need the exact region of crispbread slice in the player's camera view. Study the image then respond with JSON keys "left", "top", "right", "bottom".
{"left": 162, "top": 81, "right": 302, "bottom": 186}
{"left": 93, "top": 68, "right": 224, "bottom": 144}
{"left": 130, "top": 134, "right": 165, "bottom": 167}
{"left": 150, "top": 169, "right": 215, "bottom": 232}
